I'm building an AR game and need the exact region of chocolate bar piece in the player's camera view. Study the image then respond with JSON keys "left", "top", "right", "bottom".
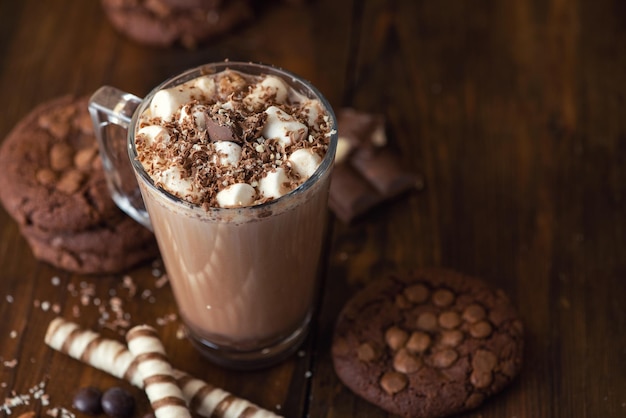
{"left": 337, "top": 107, "right": 387, "bottom": 149}
{"left": 329, "top": 108, "right": 422, "bottom": 222}
{"left": 350, "top": 148, "right": 419, "bottom": 198}
{"left": 329, "top": 164, "right": 384, "bottom": 223}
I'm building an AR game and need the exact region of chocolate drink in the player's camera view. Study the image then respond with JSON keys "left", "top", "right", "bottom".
{"left": 138, "top": 169, "right": 329, "bottom": 348}
{"left": 131, "top": 63, "right": 336, "bottom": 367}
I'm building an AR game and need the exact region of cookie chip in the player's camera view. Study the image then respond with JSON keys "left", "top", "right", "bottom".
{"left": 100, "top": 0, "right": 254, "bottom": 48}
{"left": 0, "top": 96, "right": 118, "bottom": 232}
{"left": 332, "top": 268, "right": 524, "bottom": 418}
{"left": 20, "top": 214, "right": 159, "bottom": 274}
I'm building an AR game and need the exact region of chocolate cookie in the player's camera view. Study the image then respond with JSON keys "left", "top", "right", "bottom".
{"left": 100, "top": 0, "right": 254, "bottom": 48}
{"left": 20, "top": 215, "right": 159, "bottom": 274}
{"left": 0, "top": 95, "right": 159, "bottom": 274}
{"left": 332, "top": 268, "right": 524, "bottom": 418}
{"left": 0, "top": 96, "right": 118, "bottom": 232}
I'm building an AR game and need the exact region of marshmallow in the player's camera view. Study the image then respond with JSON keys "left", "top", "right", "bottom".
{"left": 258, "top": 167, "right": 291, "bottom": 199}
{"left": 179, "top": 104, "right": 209, "bottom": 131}
{"left": 156, "top": 166, "right": 201, "bottom": 200}
{"left": 193, "top": 76, "right": 217, "bottom": 97}
{"left": 216, "top": 183, "right": 256, "bottom": 207}
{"left": 299, "top": 98, "right": 326, "bottom": 129}
{"left": 245, "top": 76, "right": 289, "bottom": 109}
{"left": 212, "top": 141, "right": 242, "bottom": 167}
{"left": 150, "top": 87, "right": 195, "bottom": 122}
{"left": 288, "top": 148, "right": 322, "bottom": 179}
{"left": 262, "top": 106, "right": 308, "bottom": 149}
{"left": 150, "top": 76, "right": 216, "bottom": 122}
{"left": 137, "top": 125, "right": 170, "bottom": 147}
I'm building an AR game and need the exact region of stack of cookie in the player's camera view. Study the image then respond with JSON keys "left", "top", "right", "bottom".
{"left": 0, "top": 96, "right": 159, "bottom": 275}
{"left": 100, "top": 0, "right": 255, "bottom": 49}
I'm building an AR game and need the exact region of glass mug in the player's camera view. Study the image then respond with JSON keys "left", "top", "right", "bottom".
{"left": 88, "top": 62, "right": 337, "bottom": 369}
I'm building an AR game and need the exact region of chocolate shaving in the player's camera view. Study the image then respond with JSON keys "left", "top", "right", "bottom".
{"left": 136, "top": 69, "right": 332, "bottom": 208}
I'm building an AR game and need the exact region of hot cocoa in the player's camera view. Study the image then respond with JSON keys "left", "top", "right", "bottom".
{"left": 131, "top": 63, "right": 336, "bottom": 367}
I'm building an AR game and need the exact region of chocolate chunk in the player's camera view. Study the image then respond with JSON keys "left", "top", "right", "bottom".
{"left": 74, "top": 147, "right": 98, "bottom": 171}
{"left": 328, "top": 164, "right": 383, "bottom": 222}
{"left": 101, "top": 387, "right": 135, "bottom": 418}
{"left": 385, "top": 326, "right": 409, "bottom": 351}
{"left": 416, "top": 311, "right": 438, "bottom": 331}
{"left": 440, "top": 330, "right": 464, "bottom": 347}
{"left": 471, "top": 370, "right": 494, "bottom": 389}
{"left": 36, "top": 168, "right": 56, "bottom": 186}
{"left": 470, "top": 320, "right": 493, "bottom": 338}
{"left": 55, "top": 169, "right": 85, "bottom": 194}
{"left": 406, "top": 331, "right": 431, "bottom": 353}
{"left": 357, "top": 342, "right": 380, "bottom": 362}
{"left": 438, "top": 311, "right": 461, "bottom": 329}
{"left": 432, "top": 288, "right": 455, "bottom": 307}
{"left": 49, "top": 143, "right": 73, "bottom": 171}
{"left": 404, "top": 283, "right": 429, "bottom": 304}
{"left": 350, "top": 148, "right": 419, "bottom": 198}
{"left": 463, "top": 303, "right": 487, "bottom": 323}
{"left": 379, "top": 371, "right": 408, "bottom": 395}
{"left": 73, "top": 386, "right": 103, "bottom": 415}
{"left": 393, "top": 348, "right": 422, "bottom": 374}
{"left": 432, "top": 348, "right": 458, "bottom": 368}
{"left": 206, "top": 118, "right": 236, "bottom": 142}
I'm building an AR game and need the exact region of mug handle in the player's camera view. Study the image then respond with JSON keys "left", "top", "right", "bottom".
{"left": 88, "top": 86, "right": 152, "bottom": 231}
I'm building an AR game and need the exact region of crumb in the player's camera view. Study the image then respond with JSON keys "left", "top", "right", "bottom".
{"left": 4, "top": 359, "right": 18, "bottom": 368}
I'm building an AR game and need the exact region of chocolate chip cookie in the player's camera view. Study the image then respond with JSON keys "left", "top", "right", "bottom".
{"left": 332, "top": 268, "right": 524, "bottom": 418}
{"left": 0, "top": 95, "right": 159, "bottom": 274}
{"left": 20, "top": 214, "right": 158, "bottom": 274}
{"left": 0, "top": 96, "right": 118, "bottom": 232}
{"left": 100, "top": 0, "right": 254, "bottom": 48}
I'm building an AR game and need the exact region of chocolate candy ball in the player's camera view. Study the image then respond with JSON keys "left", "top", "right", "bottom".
{"left": 101, "top": 387, "right": 135, "bottom": 418}
{"left": 73, "top": 386, "right": 103, "bottom": 415}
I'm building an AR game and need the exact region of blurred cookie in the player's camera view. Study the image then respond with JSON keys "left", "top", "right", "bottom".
{"left": 0, "top": 95, "right": 159, "bottom": 274}
{"left": 0, "top": 96, "right": 118, "bottom": 232}
{"left": 100, "top": 0, "right": 254, "bottom": 48}
{"left": 332, "top": 268, "right": 524, "bottom": 418}
{"left": 20, "top": 214, "right": 158, "bottom": 274}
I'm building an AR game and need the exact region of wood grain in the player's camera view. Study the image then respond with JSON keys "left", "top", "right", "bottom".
{"left": 0, "top": 0, "right": 625, "bottom": 417}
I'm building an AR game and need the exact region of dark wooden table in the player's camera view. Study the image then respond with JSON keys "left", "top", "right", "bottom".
{"left": 1, "top": 0, "right": 626, "bottom": 417}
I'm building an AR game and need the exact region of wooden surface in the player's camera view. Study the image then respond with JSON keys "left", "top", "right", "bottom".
{"left": 1, "top": 0, "right": 626, "bottom": 417}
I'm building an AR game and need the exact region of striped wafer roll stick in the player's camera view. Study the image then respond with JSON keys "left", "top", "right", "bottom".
{"left": 172, "top": 369, "right": 282, "bottom": 418}
{"left": 44, "top": 318, "right": 284, "bottom": 418}
{"left": 44, "top": 317, "right": 143, "bottom": 387}
{"left": 126, "top": 325, "right": 191, "bottom": 418}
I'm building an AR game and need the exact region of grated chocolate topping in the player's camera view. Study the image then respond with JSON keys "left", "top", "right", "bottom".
{"left": 136, "top": 69, "right": 333, "bottom": 208}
